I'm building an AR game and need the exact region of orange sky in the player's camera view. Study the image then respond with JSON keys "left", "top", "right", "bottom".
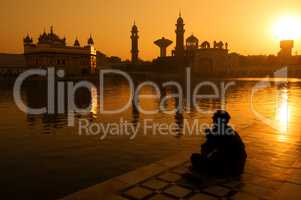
{"left": 0, "top": 0, "right": 301, "bottom": 60}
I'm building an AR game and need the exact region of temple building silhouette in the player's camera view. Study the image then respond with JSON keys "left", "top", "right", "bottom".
{"left": 23, "top": 26, "right": 97, "bottom": 75}
{"left": 1, "top": 14, "right": 301, "bottom": 77}
{"left": 152, "top": 14, "right": 230, "bottom": 74}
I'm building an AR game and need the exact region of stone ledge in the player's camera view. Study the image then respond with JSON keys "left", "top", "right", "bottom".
{"left": 60, "top": 151, "right": 301, "bottom": 200}
{"left": 60, "top": 151, "right": 191, "bottom": 200}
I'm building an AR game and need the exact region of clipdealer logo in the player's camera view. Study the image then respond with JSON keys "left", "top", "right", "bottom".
{"left": 13, "top": 67, "right": 235, "bottom": 123}
{"left": 13, "top": 66, "right": 290, "bottom": 138}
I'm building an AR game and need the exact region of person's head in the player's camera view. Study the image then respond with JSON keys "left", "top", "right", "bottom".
{"left": 212, "top": 110, "right": 231, "bottom": 125}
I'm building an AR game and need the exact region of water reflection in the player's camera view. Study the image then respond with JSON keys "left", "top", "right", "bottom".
{"left": 23, "top": 82, "right": 93, "bottom": 133}
{"left": 174, "top": 95, "right": 184, "bottom": 136}
{"left": 276, "top": 87, "right": 290, "bottom": 141}
{"left": 4, "top": 78, "right": 301, "bottom": 141}
{"left": 131, "top": 96, "right": 140, "bottom": 127}
{"left": 90, "top": 86, "right": 98, "bottom": 117}
{"left": 1, "top": 78, "right": 301, "bottom": 200}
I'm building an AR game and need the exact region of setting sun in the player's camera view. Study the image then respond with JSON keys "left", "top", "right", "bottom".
{"left": 273, "top": 16, "right": 301, "bottom": 40}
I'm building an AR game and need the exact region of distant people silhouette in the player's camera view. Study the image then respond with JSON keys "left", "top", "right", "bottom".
{"left": 188, "top": 110, "right": 247, "bottom": 179}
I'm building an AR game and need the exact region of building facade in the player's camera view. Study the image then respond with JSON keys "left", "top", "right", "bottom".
{"left": 23, "top": 27, "right": 97, "bottom": 76}
{"left": 0, "top": 53, "right": 26, "bottom": 76}
{"left": 153, "top": 14, "right": 230, "bottom": 74}
{"left": 192, "top": 43, "right": 229, "bottom": 75}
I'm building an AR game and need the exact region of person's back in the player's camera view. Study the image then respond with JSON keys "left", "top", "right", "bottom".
{"left": 190, "top": 110, "right": 247, "bottom": 178}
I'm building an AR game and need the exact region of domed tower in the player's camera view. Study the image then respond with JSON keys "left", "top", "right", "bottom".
{"left": 131, "top": 22, "right": 139, "bottom": 63}
{"left": 74, "top": 37, "right": 80, "bottom": 47}
{"left": 87, "top": 34, "right": 94, "bottom": 46}
{"left": 175, "top": 13, "right": 185, "bottom": 58}
{"left": 186, "top": 34, "right": 199, "bottom": 57}
{"left": 186, "top": 34, "right": 199, "bottom": 50}
{"left": 154, "top": 37, "right": 173, "bottom": 57}
{"left": 23, "top": 34, "right": 33, "bottom": 46}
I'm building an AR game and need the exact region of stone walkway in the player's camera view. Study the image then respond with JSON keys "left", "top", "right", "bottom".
{"left": 118, "top": 158, "right": 301, "bottom": 200}
{"left": 61, "top": 123, "right": 301, "bottom": 200}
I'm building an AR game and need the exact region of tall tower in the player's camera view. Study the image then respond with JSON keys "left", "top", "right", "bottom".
{"left": 278, "top": 40, "right": 294, "bottom": 57}
{"left": 154, "top": 37, "right": 173, "bottom": 57}
{"left": 175, "top": 13, "right": 185, "bottom": 58}
{"left": 131, "top": 22, "right": 139, "bottom": 63}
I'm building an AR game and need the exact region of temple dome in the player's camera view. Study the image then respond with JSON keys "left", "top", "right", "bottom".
{"left": 74, "top": 38, "right": 80, "bottom": 47}
{"left": 39, "top": 31, "right": 48, "bottom": 41}
{"left": 88, "top": 35, "right": 94, "bottom": 45}
{"left": 186, "top": 34, "right": 199, "bottom": 43}
{"left": 24, "top": 34, "right": 33, "bottom": 44}
{"left": 177, "top": 14, "right": 184, "bottom": 24}
{"left": 38, "top": 26, "right": 66, "bottom": 46}
{"left": 132, "top": 24, "right": 138, "bottom": 32}
{"left": 154, "top": 37, "right": 173, "bottom": 47}
{"left": 177, "top": 17, "right": 183, "bottom": 24}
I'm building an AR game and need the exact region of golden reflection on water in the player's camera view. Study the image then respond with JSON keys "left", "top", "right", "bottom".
{"left": 91, "top": 86, "right": 98, "bottom": 115}
{"left": 276, "top": 88, "right": 290, "bottom": 142}
{"left": 86, "top": 80, "right": 300, "bottom": 142}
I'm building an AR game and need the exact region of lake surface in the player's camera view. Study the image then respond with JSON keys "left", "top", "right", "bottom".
{"left": 0, "top": 75, "right": 301, "bottom": 199}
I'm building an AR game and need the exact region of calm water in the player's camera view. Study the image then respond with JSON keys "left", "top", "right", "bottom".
{"left": 0, "top": 76, "right": 301, "bottom": 199}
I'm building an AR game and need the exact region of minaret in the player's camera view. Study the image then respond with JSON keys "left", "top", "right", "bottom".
{"left": 175, "top": 13, "right": 185, "bottom": 58}
{"left": 131, "top": 22, "right": 139, "bottom": 63}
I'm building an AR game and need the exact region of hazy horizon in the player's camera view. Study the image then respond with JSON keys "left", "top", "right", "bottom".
{"left": 1, "top": 0, "right": 301, "bottom": 60}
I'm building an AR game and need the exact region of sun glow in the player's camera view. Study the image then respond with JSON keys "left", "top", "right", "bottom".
{"left": 273, "top": 16, "right": 301, "bottom": 40}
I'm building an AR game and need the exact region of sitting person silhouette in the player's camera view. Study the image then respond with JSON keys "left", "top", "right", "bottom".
{"left": 189, "top": 110, "right": 247, "bottom": 178}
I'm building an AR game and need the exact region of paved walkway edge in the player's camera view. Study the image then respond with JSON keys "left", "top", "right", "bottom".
{"left": 59, "top": 151, "right": 191, "bottom": 200}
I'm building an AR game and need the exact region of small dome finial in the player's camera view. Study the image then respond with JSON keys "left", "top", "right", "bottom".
{"left": 132, "top": 22, "right": 138, "bottom": 32}
{"left": 24, "top": 33, "right": 32, "bottom": 44}
{"left": 88, "top": 34, "right": 94, "bottom": 45}
{"left": 177, "top": 12, "right": 184, "bottom": 24}
{"left": 74, "top": 36, "right": 80, "bottom": 47}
